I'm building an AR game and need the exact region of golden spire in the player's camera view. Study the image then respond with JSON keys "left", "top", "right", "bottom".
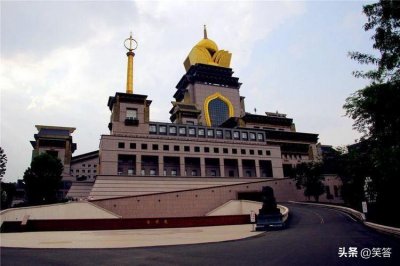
{"left": 124, "top": 32, "right": 138, "bottom": 94}
{"left": 203, "top": 25, "right": 208, "bottom": 39}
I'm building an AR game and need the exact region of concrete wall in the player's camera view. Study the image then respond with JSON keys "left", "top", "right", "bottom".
{"left": 91, "top": 178, "right": 305, "bottom": 218}
{"left": 206, "top": 200, "right": 262, "bottom": 216}
{"left": 206, "top": 200, "right": 287, "bottom": 218}
{"left": 0, "top": 202, "right": 120, "bottom": 226}
{"left": 92, "top": 176, "right": 343, "bottom": 219}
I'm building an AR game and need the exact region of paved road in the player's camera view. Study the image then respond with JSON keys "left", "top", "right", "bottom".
{"left": 1, "top": 203, "right": 399, "bottom": 266}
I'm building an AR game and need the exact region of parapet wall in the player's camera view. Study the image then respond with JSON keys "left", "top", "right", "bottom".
{"left": 0, "top": 202, "right": 120, "bottom": 226}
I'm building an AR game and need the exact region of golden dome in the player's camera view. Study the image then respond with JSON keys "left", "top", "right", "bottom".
{"left": 196, "top": 38, "right": 218, "bottom": 55}
{"left": 183, "top": 25, "right": 231, "bottom": 71}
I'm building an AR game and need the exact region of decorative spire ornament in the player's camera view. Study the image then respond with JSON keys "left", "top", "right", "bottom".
{"left": 124, "top": 32, "right": 138, "bottom": 94}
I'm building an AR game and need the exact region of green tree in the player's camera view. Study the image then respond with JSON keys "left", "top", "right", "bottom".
{"left": 0, "top": 147, "right": 7, "bottom": 178}
{"left": 1, "top": 182, "right": 16, "bottom": 209}
{"left": 349, "top": 1, "right": 400, "bottom": 82}
{"left": 23, "top": 153, "right": 63, "bottom": 205}
{"left": 345, "top": 0, "right": 400, "bottom": 226}
{"left": 292, "top": 162, "right": 325, "bottom": 202}
{"left": 334, "top": 144, "right": 374, "bottom": 210}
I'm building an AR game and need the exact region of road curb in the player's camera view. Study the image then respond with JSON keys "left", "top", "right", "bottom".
{"left": 288, "top": 201, "right": 400, "bottom": 238}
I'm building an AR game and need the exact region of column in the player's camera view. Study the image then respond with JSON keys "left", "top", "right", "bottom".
{"left": 158, "top": 155, "right": 164, "bottom": 176}
{"left": 255, "top": 159, "right": 260, "bottom": 178}
{"left": 180, "top": 156, "right": 185, "bottom": 177}
{"left": 271, "top": 158, "right": 284, "bottom": 178}
{"left": 136, "top": 155, "right": 141, "bottom": 176}
{"left": 200, "top": 157, "right": 206, "bottom": 177}
{"left": 238, "top": 159, "right": 243, "bottom": 178}
{"left": 219, "top": 158, "right": 225, "bottom": 178}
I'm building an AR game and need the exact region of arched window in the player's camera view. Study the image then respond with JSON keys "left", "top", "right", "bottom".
{"left": 204, "top": 92, "right": 234, "bottom": 127}
{"left": 208, "top": 98, "right": 229, "bottom": 126}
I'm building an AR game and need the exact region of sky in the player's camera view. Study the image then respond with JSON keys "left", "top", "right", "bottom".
{"left": 1, "top": 0, "right": 376, "bottom": 182}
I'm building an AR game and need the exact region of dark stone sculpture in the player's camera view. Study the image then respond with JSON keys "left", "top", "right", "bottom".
{"left": 256, "top": 186, "right": 284, "bottom": 230}
{"left": 259, "top": 186, "right": 280, "bottom": 215}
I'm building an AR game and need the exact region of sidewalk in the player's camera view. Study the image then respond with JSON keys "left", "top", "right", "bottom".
{"left": 0, "top": 224, "right": 261, "bottom": 249}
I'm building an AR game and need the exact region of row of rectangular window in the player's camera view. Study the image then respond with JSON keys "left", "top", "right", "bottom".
{"left": 149, "top": 124, "right": 264, "bottom": 142}
{"left": 79, "top": 164, "right": 97, "bottom": 168}
{"left": 118, "top": 169, "right": 208, "bottom": 177}
{"left": 117, "top": 168, "right": 270, "bottom": 178}
{"left": 118, "top": 142, "right": 271, "bottom": 156}
{"left": 282, "top": 154, "right": 303, "bottom": 159}
{"left": 72, "top": 169, "right": 97, "bottom": 173}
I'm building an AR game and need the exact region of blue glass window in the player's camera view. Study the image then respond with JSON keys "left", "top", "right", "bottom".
{"left": 208, "top": 98, "right": 229, "bottom": 126}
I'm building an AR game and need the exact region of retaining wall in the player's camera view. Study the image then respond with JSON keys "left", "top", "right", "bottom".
{"left": 91, "top": 178, "right": 305, "bottom": 218}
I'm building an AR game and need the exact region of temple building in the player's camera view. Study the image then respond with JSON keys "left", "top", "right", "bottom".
{"left": 57, "top": 27, "right": 340, "bottom": 206}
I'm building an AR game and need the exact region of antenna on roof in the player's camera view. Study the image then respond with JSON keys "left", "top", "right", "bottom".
{"left": 254, "top": 108, "right": 257, "bottom": 114}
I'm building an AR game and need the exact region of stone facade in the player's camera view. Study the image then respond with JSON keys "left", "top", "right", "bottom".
{"left": 99, "top": 129, "right": 283, "bottom": 178}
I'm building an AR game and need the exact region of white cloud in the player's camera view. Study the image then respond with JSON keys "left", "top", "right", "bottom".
{"left": 131, "top": 1, "right": 306, "bottom": 121}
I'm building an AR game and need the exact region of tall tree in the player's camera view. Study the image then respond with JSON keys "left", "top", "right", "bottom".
{"left": 23, "top": 153, "right": 63, "bottom": 204}
{"left": 349, "top": 0, "right": 400, "bottom": 82}
{"left": 335, "top": 144, "right": 374, "bottom": 210}
{"left": 345, "top": 0, "right": 400, "bottom": 226}
{"left": 292, "top": 162, "right": 325, "bottom": 202}
{"left": 0, "top": 147, "right": 7, "bottom": 178}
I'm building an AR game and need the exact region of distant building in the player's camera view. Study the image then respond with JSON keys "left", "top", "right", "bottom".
{"left": 30, "top": 125, "right": 77, "bottom": 178}
{"left": 70, "top": 150, "right": 99, "bottom": 182}
{"left": 64, "top": 151, "right": 99, "bottom": 199}
{"left": 30, "top": 125, "right": 76, "bottom": 198}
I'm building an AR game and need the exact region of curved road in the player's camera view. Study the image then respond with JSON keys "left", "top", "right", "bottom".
{"left": 1, "top": 203, "right": 399, "bottom": 266}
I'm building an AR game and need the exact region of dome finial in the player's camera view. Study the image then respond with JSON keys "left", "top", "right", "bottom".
{"left": 124, "top": 32, "right": 137, "bottom": 94}
{"left": 203, "top": 25, "right": 208, "bottom": 39}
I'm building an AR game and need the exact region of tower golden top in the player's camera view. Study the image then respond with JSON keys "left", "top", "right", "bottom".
{"left": 183, "top": 25, "right": 232, "bottom": 71}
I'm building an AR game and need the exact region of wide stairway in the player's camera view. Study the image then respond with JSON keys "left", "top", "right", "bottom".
{"left": 88, "top": 176, "right": 265, "bottom": 200}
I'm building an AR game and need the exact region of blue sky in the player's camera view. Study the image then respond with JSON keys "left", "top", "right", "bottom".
{"left": 1, "top": 1, "right": 376, "bottom": 182}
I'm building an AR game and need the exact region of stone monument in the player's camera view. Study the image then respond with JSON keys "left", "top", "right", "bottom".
{"left": 256, "top": 186, "right": 284, "bottom": 230}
